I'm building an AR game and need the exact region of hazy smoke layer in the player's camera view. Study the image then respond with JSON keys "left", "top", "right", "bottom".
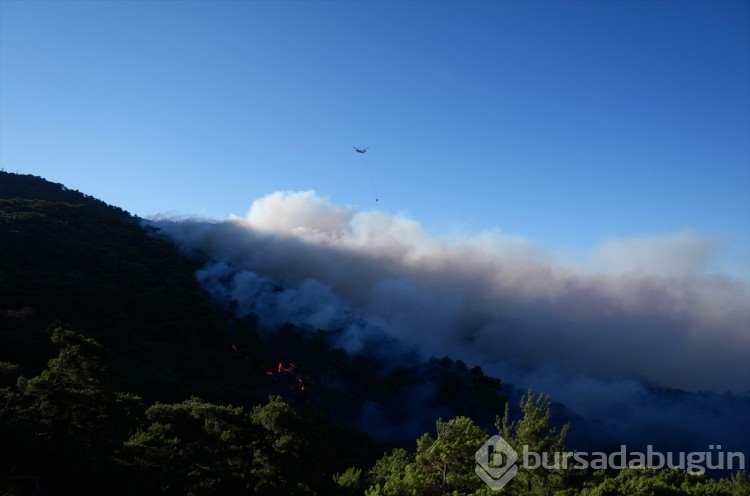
{"left": 157, "top": 190, "right": 749, "bottom": 392}
{"left": 154, "top": 190, "right": 750, "bottom": 454}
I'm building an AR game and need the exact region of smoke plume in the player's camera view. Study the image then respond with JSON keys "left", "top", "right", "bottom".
{"left": 153, "top": 190, "right": 750, "bottom": 454}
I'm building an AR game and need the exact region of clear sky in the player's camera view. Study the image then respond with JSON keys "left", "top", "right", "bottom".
{"left": 1, "top": 0, "right": 748, "bottom": 276}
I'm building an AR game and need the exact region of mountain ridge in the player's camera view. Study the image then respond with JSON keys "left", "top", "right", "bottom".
{"left": 1, "top": 171, "right": 747, "bottom": 495}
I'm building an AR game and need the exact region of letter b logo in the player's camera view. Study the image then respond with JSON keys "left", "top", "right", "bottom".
{"left": 475, "top": 435, "right": 519, "bottom": 490}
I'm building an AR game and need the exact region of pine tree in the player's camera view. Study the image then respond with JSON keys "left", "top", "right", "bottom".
{"left": 498, "top": 390, "right": 570, "bottom": 495}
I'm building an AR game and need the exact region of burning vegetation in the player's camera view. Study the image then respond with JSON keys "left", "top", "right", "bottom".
{"left": 266, "top": 361, "right": 308, "bottom": 393}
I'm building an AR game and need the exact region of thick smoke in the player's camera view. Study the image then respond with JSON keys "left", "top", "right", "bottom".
{"left": 154, "top": 190, "right": 750, "bottom": 454}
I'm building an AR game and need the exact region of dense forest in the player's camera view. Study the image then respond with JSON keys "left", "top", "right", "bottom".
{"left": 1, "top": 171, "right": 747, "bottom": 495}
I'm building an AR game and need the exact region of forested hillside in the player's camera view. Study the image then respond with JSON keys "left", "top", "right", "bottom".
{"left": 0, "top": 172, "right": 747, "bottom": 495}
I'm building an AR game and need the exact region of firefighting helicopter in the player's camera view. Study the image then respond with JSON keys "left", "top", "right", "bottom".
{"left": 353, "top": 146, "right": 377, "bottom": 201}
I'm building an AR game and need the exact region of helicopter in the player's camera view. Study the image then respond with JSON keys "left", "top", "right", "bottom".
{"left": 353, "top": 147, "right": 377, "bottom": 201}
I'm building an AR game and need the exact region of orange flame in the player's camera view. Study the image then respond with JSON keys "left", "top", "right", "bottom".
{"left": 265, "top": 361, "right": 308, "bottom": 393}
{"left": 277, "top": 362, "right": 296, "bottom": 373}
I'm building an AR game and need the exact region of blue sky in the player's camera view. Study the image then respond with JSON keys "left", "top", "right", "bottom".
{"left": 1, "top": 0, "right": 748, "bottom": 275}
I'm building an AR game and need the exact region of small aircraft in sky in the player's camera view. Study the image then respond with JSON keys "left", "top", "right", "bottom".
{"left": 353, "top": 147, "right": 368, "bottom": 154}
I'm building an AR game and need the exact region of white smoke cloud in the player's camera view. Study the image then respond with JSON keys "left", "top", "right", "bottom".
{"left": 588, "top": 230, "right": 725, "bottom": 276}
{"left": 155, "top": 190, "right": 750, "bottom": 395}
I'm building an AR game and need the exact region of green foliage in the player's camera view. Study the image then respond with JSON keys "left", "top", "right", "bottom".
{"left": 0, "top": 329, "right": 373, "bottom": 496}
{"left": 499, "top": 389, "right": 569, "bottom": 455}
{"left": 250, "top": 395, "right": 377, "bottom": 495}
{"left": 120, "top": 397, "right": 254, "bottom": 495}
{"left": 366, "top": 448, "right": 425, "bottom": 496}
{"left": 250, "top": 395, "right": 317, "bottom": 495}
{"left": 580, "top": 467, "right": 750, "bottom": 496}
{"left": 334, "top": 467, "right": 368, "bottom": 496}
{"left": 497, "top": 389, "right": 571, "bottom": 495}
{"left": 0, "top": 361, "right": 20, "bottom": 387}
{"left": 0, "top": 326, "right": 142, "bottom": 494}
{"left": 415, "top": 417, "right": 489, "bottom": 494}
{"left": 365, "top": 417, "right": 490, "bottom": 496}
